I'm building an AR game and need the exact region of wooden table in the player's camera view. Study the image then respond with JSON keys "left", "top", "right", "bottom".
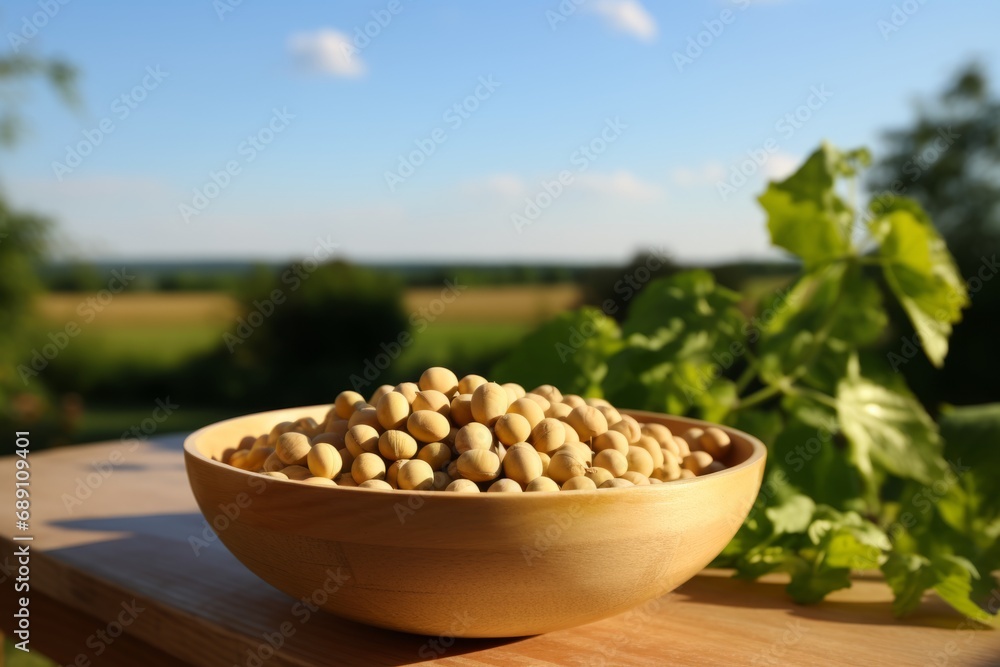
{"left": 3, "top": 435, "right": 998, "bottom": 666}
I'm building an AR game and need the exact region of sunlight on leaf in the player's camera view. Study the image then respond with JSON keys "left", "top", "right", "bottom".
{"left": 870, "top": 197, "right": 968, "bottom": 367}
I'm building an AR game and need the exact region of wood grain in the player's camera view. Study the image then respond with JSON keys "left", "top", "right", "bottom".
{"left": 2, "top": 434, "right": 997, "bottom": 666}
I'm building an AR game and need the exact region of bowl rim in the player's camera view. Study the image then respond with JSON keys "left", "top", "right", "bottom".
{"left": 184, "top": 405, "right": 767, "bottom": 499}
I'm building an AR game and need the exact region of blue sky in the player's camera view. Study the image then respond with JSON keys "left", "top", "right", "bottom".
{"left": 3, "top": 0, "right": 999, "bottom": 264}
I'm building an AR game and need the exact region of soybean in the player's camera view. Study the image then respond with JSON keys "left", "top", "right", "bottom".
{"left": 567, "top": 405, "right": 608, "bottom": 440}
{"left": 377, "top": 391, "right": 411, "bottom": 431}
{"left": 420, "top": 367, "right": 459, "bottom": 396}
{"left": 416, "top": 442, "right": 452, "bottom": 470}
{"left": 397, "top": 459, "right": 435, "bottom": 491}
{"left": 562, "top": 476, "right": 597, "bottom": 491}
{"left": 276, "top": 432, "right": 311, "bottom": 466}
{"left": 307, "top": 443, "right": 343, "bottom": 479}
{"left": 359, "top": 479, "right": 393, "bottom": 490}
{"left": 502, "top": 443, "right": 543, "bottom": 485}
{"left": 407, "top": 410, "right": 451, "bottom": 443}
{"left": 352, "top": 452, "right": 386, "bottom": 484}
{"left": 471, "top": 382, "right": 509, "bottom": 426}
{"left": 413, "top": 390, "right": 451, "bottom": 417}
{"left": 457, "top": 449, "right": 501, "bottom": 482}
{"left": 495, "top": 413, "right": 531, "bottom": 446}
{"left": 447, "top": 479, "right": 481, "bottom": 493}
{"left": 546, "top": 450, "right": 586, "bottom": 484}
{"left": 379, "top": 430, "right": 419, "bottom": 461}
{"left": 455, "top": 422, "right": 494, "bottom": 453}
{"left": 488, "top": 479, "right": 523, "bottom": 493}
{"left": 224, "top": 367, "right": 737, "bottom": 495}
{"left": 625, "top": 446, "right": 655, "bottom": 477}
{"left": 525, "top": 476, "right": 560, "bottom": 492}
{"left": 530, "top": 418, "right": 566, "bottom": 454}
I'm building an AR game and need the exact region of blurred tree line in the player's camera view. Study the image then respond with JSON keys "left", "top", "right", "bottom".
{"left": 39, "top": 261, "right": 595, "bottom": 292}
{"left": 41, "top": 262, "right": 249, "bottom": 292}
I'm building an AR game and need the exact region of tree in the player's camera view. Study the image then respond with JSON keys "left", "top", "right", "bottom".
{"left": 0, "top": 53, "right": 77, "bottom": 432}
{"left": 868, "top": 64, "right": 1000, "bottom": 407}
{"left": 0, "top": 54, "right": 77, "bottom": 145}
{"left": 224, "top": 260, "right": 410, "bottom": 407}
{"left": 0, "top": 202, "right": 49, "bottom": 392}
{"left": 869, "top": 63, "right": 999, "bottom": 266}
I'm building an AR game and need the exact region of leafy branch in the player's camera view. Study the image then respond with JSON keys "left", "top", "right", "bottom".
{"left": 494, "top": 143, "right": 998, "bottom": 623}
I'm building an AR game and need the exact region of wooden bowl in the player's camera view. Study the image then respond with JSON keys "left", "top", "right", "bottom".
{"left": 184, "top": 406, "right": 766, "bottom": 637}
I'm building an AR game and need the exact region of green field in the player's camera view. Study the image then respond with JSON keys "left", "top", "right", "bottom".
{"left": 69, "top": 323, "right": 224, "bottom": 371}
{"left": 393, "top": 321, "right": 529, "bottom": 378}
{"left": 34, "top": 291, "right": 536, "bottom": 445}
{"left": 85, "top": 324, "right": 223, "bottom": 362}
{"left": 66, "top": 322, "right": 529, "bottom": 444}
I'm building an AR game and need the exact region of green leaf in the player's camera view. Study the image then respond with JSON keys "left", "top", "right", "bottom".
{"left": 836, "top": 364, "right": 944, "bottom": 491}
{"left": 621, "top": 270, "right": 744, "bottom": 342}
{"left": 781, "top": 506, "right": 889, "bottom": 604}
{"left": 883, "top": 552, "right": 937, "bottom": 617}
{"left": 882, "top": 552, "right": 994, "bottom": 622}
{"left": 938, "top": 406, "right": 1000, "bottom": 575}
{"left": 786, "top": 560, "right": 853, "bottom": 604}
{"left": 766, "top": 494, "right": 816, "bottom": 534}
{"left": 758, "top": 144, "right": 857, "bottom": 268}
{"left": 600, "top": 343, "right": 672, "bottom": 411}
{"left": 817, "top": 511, "right": 889, "bottom": 570}
{"left": 810, "top": 506, "right": 888, "bottom": 544}
{"left": 604, "top": 271, "right": 745, "bottom": 416}
{"left": 732, "top": 545, "right": 795, "bottom": 580}
{"left": 758, "top": 262, "right": 886, "bottom": 393}
{"left": 726, "top": 409, "right": 784, "bottom": 448}
{"left": 931, "top": 555, "right": 993, "bottom": 623}
{"left": 770, "top": 417, "right": 866, "bottom": 510}
{"left": 829, "top": 265, "right": 888, "bottom": 345}
{"left": 870, "top": 197, "right": 969, "bottom": 367}
{"left": 824, "top": 530, "right": 883, "bottom": 569}
{"left": 601, "top": 339, "right": 738, "bottom": 418}
{"left": 764, "top": 263, "right": 885, "bottom": 347}
{"left": 492, "top": 307, "right": 620, "bottom": 397}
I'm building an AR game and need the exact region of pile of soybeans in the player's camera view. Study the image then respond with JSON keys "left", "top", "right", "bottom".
{"left": 223, "top": 367, "right": 733, "bottom": 492}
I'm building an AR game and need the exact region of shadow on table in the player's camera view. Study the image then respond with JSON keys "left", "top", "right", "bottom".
{"left": 675, "top": 569, "right": 993, "bottom": 631}
{"left": 118, "top": 433, "right": 191, "bottom": 452}
{"left": 46, "top": 513, "right": 525, "bottom": 666}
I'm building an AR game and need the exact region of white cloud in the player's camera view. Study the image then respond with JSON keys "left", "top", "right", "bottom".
{"left": 576, "top": 170, "right": 661, "bottom": 199}
{"left": 288, "top": 29, "right": 366, "bottom": 78}
{"left": 464, "top": 173, "right": 527, "bottom": 198}
{"left": 670, "top": 162, "right": 727, "bottom": 187}
{"left": 464, "top": 170, "right": 660, "bottom": 202}
{"left": 669, "top": 153, "right": 801, "bottom": 189}
{"left": 763, "top": 152, "right": 800, "bottom": 181}
{"left": 588, "top": 0, "right": 658, "bottom": 42}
